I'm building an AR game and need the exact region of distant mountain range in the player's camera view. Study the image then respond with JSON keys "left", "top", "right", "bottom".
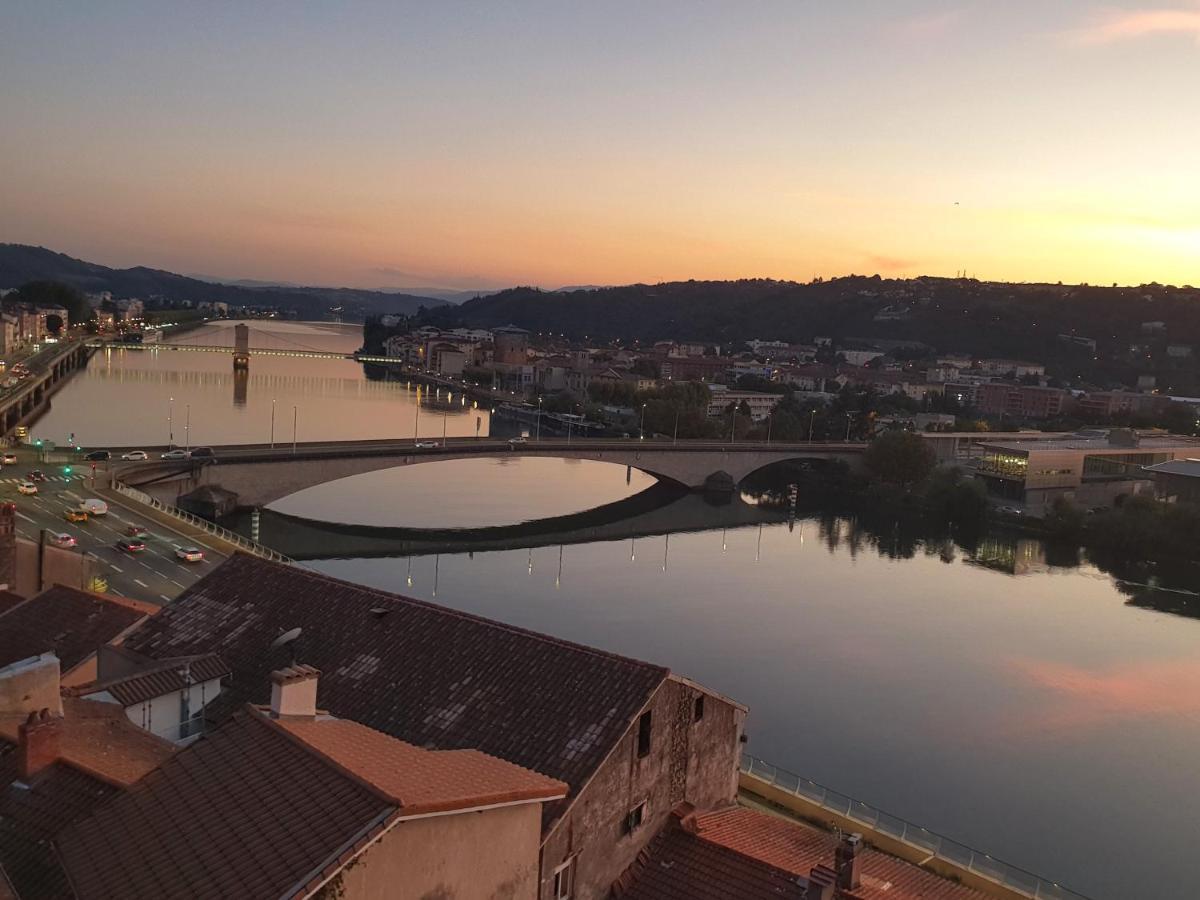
{"left": 0, "top": 245, "right": 449, "bottom": 320}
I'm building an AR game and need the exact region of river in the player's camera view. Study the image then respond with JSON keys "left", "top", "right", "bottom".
{"left": 33, "top": 321, "right": 1200, "bottom": 900}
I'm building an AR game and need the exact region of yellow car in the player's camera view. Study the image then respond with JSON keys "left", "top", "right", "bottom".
{"left": 64, "top": 509, "right": 88, "bottom": 523}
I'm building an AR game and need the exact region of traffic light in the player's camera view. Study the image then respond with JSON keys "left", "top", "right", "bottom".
{"left": 62, "top": 466, "right": 72, "bottom": 476}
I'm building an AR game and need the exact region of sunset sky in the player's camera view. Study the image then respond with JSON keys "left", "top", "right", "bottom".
{"left": 2, "top": 2, "right": 1198, "bottom": 290}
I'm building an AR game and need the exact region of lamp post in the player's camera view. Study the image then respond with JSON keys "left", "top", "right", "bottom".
{"left": 640, "top": 403, "right": 647, "bottom": 441}
{"left": 168, "top": 397, "right": 174, "bottom": 446}
{"left": 808, "top": 409, "right": 816, "bottom": 442}
{"left": 766, "top": 413, "right": 773, "bottom": 445}
{"left": 536, "top": 397, "right": 543, "bottom": 442}
{"left": 413, "top": 385, "right": 421, "bottom": 446}
{"left": 270, "top": 398, "right": 276, "bottom": 448}
{"left": 184, "top": 405, "right": 190, "bottom": 453}
{"left": 672, "top": 409, "right": 680, "bottom": 445}
{"left": 845, "top": 411, "right": 857, "bottom": 442}
{"left": 292, "top": 406, "right": 298, "bottom": 454}
{"left": 442, "top": 408, "right": 448, "bottom": 444}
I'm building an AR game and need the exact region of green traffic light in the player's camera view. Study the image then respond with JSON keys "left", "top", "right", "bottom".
{"left": 63, "top": 467, "right": 72, "bottom": 476}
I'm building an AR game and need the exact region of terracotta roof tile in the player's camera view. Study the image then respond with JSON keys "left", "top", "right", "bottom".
{"left": 71, "top": 654, "right": 230, "bottom": 707}
{"left": 0, "top": 751, "right": 118, "bottom": 900}
{"left": 271, "top": 712, "right": 567, "bottom": 814}
{"left": 691, "top": 807, "right": 989, "bottom": 900}
{"left": 0, "top": 698, "right": 174, "bottom": 790}
{"left": 122, "top": 554, "right": 668, "bottom": 829}
{"left": 56, "top": 708, "right": 396, "bottom": 900}
{"left": 0, "top": 587, "right": 148, "bottom": 673}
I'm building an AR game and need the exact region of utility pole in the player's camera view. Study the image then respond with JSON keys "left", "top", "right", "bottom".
{"left": 640, "top": 403, "right": 647, "bottom": 441}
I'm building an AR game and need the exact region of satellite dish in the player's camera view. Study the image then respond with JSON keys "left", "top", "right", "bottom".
{"left": 271, "top": 627, "right": 302, "bottom": 649}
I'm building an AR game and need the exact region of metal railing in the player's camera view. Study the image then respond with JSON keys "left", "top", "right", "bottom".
{"left": 111, "top": 482, "right": 294, "bottom": 564}
{"left": 740, "top": 754, "right": 1090, "bottom": 900}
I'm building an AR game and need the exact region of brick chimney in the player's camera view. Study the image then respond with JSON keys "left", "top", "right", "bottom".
{"left": 0, "top": 501, "right": 16, "bottom": 590}
{"left": 18, "top": 708, "right": 61, "bottom": 779}
{"left": 269, "top": 664, "right": 320, "bottom": 718}
{"left": 835, "top": 833, "right": 863, "bottom": 891}
{"left": 806, "top": 864, "right": 837, "bottom": 900}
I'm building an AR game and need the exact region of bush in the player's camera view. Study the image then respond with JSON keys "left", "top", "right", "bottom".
{"left": 864, "top": 431, "right": 935, "bottom": 487}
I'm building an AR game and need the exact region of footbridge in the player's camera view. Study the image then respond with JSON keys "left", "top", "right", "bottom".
{"left": 114, "top": 438, "right": 865, "bottom": 508}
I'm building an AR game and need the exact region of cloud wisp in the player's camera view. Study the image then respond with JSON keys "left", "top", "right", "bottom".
{"left": 1074, "top": 5, "right": 1200, "bottom": 45}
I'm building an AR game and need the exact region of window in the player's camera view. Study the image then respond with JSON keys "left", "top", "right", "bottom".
{"left": 636, "top": 710, "right": 652, "bottom": 758}
{"left": 624, "top": 800, "right": 647, "bottom": 834}
{"left": 552, "top": 858, "right": 574, "bottom": 900}
{"left": 693, "top": 695, "right": 705, "bottom": 722}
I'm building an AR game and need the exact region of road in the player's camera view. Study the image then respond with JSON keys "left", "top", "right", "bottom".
{"left": 0, "top": 452, "right": 221, "bottom": 604}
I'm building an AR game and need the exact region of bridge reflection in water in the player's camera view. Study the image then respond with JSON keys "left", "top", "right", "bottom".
{"left": 241, "top": 483, "right": 793, "bottom": 561}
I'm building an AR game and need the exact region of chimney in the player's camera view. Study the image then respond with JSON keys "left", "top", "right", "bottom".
{"left": 836, "top": 833, "right": 863, "bottom": 891}
{"left": 269, "top": 664, "right": 320, "bottom": 718}
{"left": 0, "top": 501, "right": 15, "bottom": 590}
{"left": 18, "top": 708, "right": 61, "bottom": 779}
{"left": 0, "top": 652, "right": 62, "bottom": 717}
{"left": 806, "top": 864, "right": 837, "bottom": 900}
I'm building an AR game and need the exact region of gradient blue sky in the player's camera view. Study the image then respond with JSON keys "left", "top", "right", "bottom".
{"left": 2, "top": 2, "right": 1198, "bottom": 289}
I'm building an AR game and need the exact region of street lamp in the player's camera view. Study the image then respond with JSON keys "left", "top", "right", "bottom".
{"left": 184, "top": 405, "right": 190, "bottom": 453}
{"left": 536, "top": 397, "right": 543, "bottom": 442}
{"left": 640, "top": 403, "right": 647, "bottom": 441}
{"left": 168, "top": 397, "right": 174, "bottom": 446}
{"left": 672, "top": 409, "right": 680, "bottom": 445}
{"left": 270, "top": 398, "right": 276, "bottom": 448}
{"left": 808, "top": 409, "right": 816, "bottom": 442}
{"left": 292, "top": 406, "right": 298, "bottom": 454}
{"left": 413, "top": 385, "right": 421, "bottom": 446}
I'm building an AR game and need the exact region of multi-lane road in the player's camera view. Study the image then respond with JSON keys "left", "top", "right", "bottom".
{"left": 1, "top": 453, "right": 221, "bottom": 603}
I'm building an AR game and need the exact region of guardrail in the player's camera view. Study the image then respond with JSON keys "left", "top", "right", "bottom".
{"left": 740, "top": 755, "right": 1089, "bottom": 900}
{"left": 111, "top": 482, "right": 295, "bottom": 564}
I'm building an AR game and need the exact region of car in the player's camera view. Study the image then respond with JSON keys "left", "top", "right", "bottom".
{"left": 84, "top": 450, "right": 110, "bottom": 461}
{"left": 174, "top": 545, "right": 205, "bottom": 562}
{"left": 115, "top": 538, "right": 146, "bottom": 553}
{"left": 189, "top": 447, "right": 215, "bottom": 459}
{"left": 49, "top": 532, "right": 76, "bottom": 549}
{"left": 64, "top": 509, "right": 88, "bottom": 523}
{"left": 1, "top": 454, "right": 17, "bottom": 465}
{"left": 120, "top": 450, "right": 149, "bottom": 461}
{"left": 79, "top": 498, "right": 108, "bottom": 516}
{"left": 508, "top": 436, "right": 528, "bottom": 445}
{"left": 126, "top": 525, "right": 149, "bottom": 537}
{"left": 414, "top": 441, "right": 440, "bottom": 448}
{"left": 161, "top": 449, "right": 189, "bottom": 460}
{"left": 997, "top": 505, "right": 1024, "bottom": 516}
{"left": 16, "top": 482, "right": 37, "bottom": 495}
{"left": 27, "top": 470, "right": 45, "bottom": 483}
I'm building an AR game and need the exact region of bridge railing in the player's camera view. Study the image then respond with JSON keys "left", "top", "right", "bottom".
{"left": 740, "top": 754, "right": 1089, "bottom": 900}
{"left": 111, "top": 482, "right": 295, "bottom": 565}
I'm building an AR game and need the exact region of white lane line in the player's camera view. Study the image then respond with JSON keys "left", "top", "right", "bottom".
{"left": 15, "top": 512, "right": 36, "bottom": 523}
{"left": 134, "top": 579, "right": 148, "bottom": 588}
{"left": 159, "top": 594, "right": 172, "bottom": 602}
{"left": 109, "top": 564, "right": 124, "bottom": 573}
{"left": 170, "top": 579, "right": 184, "bottom": 588}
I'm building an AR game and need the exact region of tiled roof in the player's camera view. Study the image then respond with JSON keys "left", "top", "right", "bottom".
{"left": 121, "top": 554, "right": 669, "bottom": 828}
{"left": 56, "top": 708, "right": 395, "bottom": 900}
{"left": 0, "top": 587, "right": 148, "bottom": 673}
{"left": 0, "top": 698, "right": 174, "bottom": 790}
{"left": 0, "top": 751, "right": 118, "bottom": 900}
{"left": 691, "top": 807, "right": 989, "bottom": 900}
{"left": 72, "top": 654, "right": 230, "bottom": 706}
{"left": 614, "top": 811, "right": 805, "bottom": 900}
{"left": 272, "top": 712, "right": 567, "bottom": 814}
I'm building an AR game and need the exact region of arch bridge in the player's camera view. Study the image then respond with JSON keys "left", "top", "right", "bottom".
{"left": 116, "top": 438, "right": 865, "bottom": 509}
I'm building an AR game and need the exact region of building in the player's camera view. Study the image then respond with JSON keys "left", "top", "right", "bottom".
{"left": 838, "top": 349, "right": 884, "bottom": 367}
{"left": 973, "top": 431, "right": 1200, "bottom": 514}
{"left": 120, "top": 555, "right": 747, "bottom": 900}
{"left": 427, "top": 341, "right": 467, "bottom": 376}
{"left": 660, "top": 355, "right": 729, "bottom": 383}
{"left": 614, "top": 805, "right": 987, "bottom": 900}
{"left": 976, "top": 358, "right": 1045, "bottom": 378}
{"left": 706, "top": 387, "right": 782, "bottom": 421}
{"left": 493, "top": 325, "right": 531, "bottom": 365}
{"left": 1145, "top": 458, "right": 1200, "bottom": 505}
{"left": 1075, "top": 389, "right": 1168, "bottom": 420}
{"left": 974, "top": 383, "right": 1068, "bottom": 420}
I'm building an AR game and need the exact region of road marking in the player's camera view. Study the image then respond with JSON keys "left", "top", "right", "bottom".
{"left": 170, "top": 579, "right": 184, "bottom": 588}
{"left": 110, "top": 564, "right": 123, "bottom": 573}
{"left": 160, "top": 594, "right": 172, "bottom": 602}
{"left": 134, "top": 579, "right": 148, "bottom": 588}
{"left": 15, "top": 512, "right": 35, "bottom": 523}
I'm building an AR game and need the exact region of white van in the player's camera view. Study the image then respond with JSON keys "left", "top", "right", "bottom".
{"left": 79, "top": 498, "right": 108, "bottom": 516}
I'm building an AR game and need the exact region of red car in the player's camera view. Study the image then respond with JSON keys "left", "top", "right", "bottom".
{"left": 116, "top": 538, "right": 146, "bottom": 553}
{"left": 126, "top": 525, "right": 149, "bottom": 538}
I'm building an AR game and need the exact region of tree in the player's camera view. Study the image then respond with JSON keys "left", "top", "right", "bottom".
{"left": 863, "top": 430, "right": 935, "bottom": 487}
{"left": 10, "top": 280, "right": 91, "bottom": 325}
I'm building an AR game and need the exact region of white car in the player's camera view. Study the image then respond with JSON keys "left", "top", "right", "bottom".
{"left": 1, "top": 454, "right": 16, "bottom": 465}
{"left": 161, "top": 449, "right": 189, "bottom": 460}
{"left": 508, "top": 436, "right": 528, "bottom": 445}
{"left": 17, "top": 481, "right": 37, "bottom": 495}
{"left": 49, "top": 532, "right": 76, "bottom": 548}
{"left": 414, "top": 441, "right": 440, "bottom": 449}
{"left": 174, "top": 546, "right": 205, "bottom": 562}
{"left": 121, "top": 450, "right": 149, "bottom": 461}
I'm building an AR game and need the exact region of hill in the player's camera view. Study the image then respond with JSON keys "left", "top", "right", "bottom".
{"left": 423, "top": 277, "right": 1200, "bottom": 392}
{"left": 0, "top": 244, "right": 448, "bottom": 320}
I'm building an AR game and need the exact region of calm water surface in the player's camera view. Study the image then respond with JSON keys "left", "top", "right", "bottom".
{"left": 36, "top": 322, "right": 1200, "bottom": 899}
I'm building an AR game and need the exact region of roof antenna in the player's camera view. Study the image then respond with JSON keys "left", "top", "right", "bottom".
{"left": 270, "top": 627, "right": 303, "bottom": 667}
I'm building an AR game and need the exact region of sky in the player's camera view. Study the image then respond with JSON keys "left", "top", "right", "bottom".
{"left": 1, "top": 1, "right": 1198, "bottom": 291}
